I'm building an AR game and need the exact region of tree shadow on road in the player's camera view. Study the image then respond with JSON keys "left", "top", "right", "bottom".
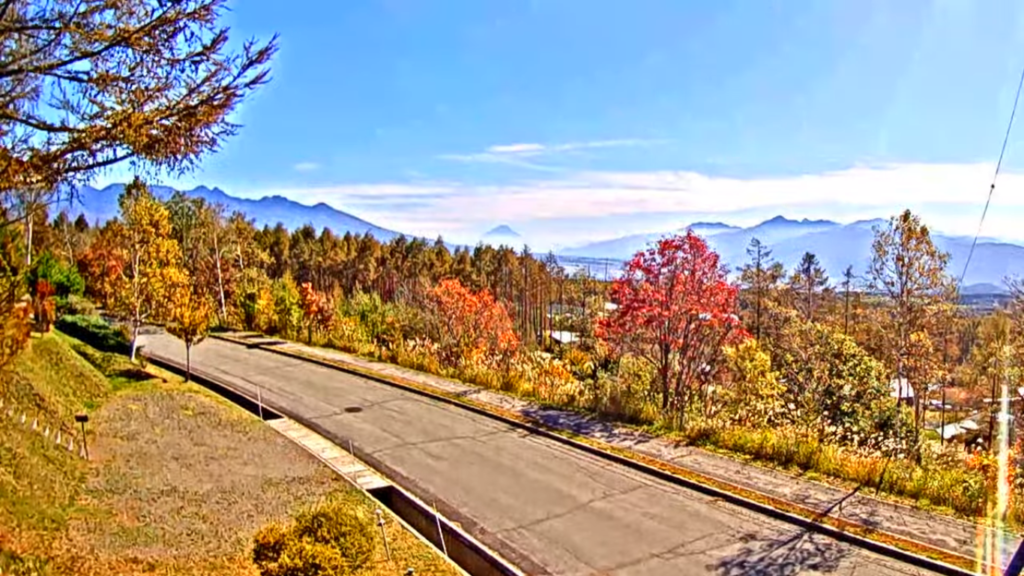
{"left": 713, "top": 529, "right": 852, "bottom": 576}
{"left": 520, "top": 404, "right": 651, "bottom": 447}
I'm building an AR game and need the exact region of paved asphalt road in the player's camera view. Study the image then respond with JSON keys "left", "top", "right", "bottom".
{"left": 139, "top": 331, "right": 942, "bottom": 576}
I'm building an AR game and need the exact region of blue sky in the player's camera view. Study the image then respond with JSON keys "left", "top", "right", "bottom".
{"left": 96, "top": 0, "right": 1024, "bottom": 249}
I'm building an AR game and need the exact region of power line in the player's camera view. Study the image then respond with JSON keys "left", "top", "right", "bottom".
{"left": 958, "top": 62, "right": 1024, "bottom": 287}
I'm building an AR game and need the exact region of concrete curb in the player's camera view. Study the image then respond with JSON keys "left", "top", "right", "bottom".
{"left": 211, "top": 332, "right": 988, "bottom": 576}
{"left": 265, "top": 418, "right": 472, "bottom": 576}
{"left": 142, "top": 349, "right": 527, "bottom": 576}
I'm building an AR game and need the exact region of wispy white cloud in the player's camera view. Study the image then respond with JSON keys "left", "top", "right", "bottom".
{"left": 486, "top": 143, "right": 547, "bottom": 154}
{"left": 236, "top": 162, "right": 1024, "bottom": 250}
{"left": 439, "top": 138, "right": 665, "bottom": 171}
{"left": 293, "top": 161, "right": 320, "bottom": 172}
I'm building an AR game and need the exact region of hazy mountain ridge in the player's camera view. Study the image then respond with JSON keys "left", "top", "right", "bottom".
{"left": 564, "top": 216, "right": 1024, "bottom": 289}
{"left": 67, "top": 184, "right": 401, "bottom": 240}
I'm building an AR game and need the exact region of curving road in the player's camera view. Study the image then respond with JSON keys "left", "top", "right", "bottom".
{"left": 138, "top": 331, "right": 941, "bottom": 576}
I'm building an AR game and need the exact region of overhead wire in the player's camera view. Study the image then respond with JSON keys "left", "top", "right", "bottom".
{"left": 957, "top": 62, "right": 1024, "bottom": 288}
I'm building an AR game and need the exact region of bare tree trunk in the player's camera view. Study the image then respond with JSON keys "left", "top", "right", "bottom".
{"left": 844, "top": 285, "right": 850, "bottom": 335}
{"left": 130, "top": 321, "right": 140, "bottom": 362}
{"left": 213, "top": 242, "right": 227, "bottom": 322}
{"left": 990, "top": 373, "right": 998, "bottom": 451}
{"left": 186, "top": 343, "right": 192, "bottom": 382}
{"left": 940, "top": 384, "right": 947, "bottom": 448}
{"left": 25, "top": 215, "right": 32, "bottom": 267}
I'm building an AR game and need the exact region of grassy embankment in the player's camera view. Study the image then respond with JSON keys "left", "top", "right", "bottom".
{"left": 0, "top": 328, "right": 459, "bottom": 575}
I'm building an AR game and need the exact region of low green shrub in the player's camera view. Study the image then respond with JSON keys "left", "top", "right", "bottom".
{"left": 56, "top": 294, "right": 96, "bottom": 317}
{"left": 54, "top": 315, "right": 128, "bottom": 353}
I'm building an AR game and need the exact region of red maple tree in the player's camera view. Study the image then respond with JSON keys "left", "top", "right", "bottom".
{"left": 598, "top": 231, "right": 747, "bottom": 416}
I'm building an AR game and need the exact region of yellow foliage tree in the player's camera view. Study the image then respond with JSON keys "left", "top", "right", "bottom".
{"left": 718, "top": 339, "right": 783, "bottom": 428}
{"left": 868, "top": 209, "right": 956, "bottom": 445}
{"left": 167, "top": 282, "right": 214, "bottom": 382}
{"left": 109, "top": 178, "right": 185, "bottom": 362}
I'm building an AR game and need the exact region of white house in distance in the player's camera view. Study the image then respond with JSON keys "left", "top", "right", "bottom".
{"left": 889, "top": 377, "right": 914, "bottom": 405}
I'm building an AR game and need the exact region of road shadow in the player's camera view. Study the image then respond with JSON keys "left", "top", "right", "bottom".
{"left": 713, "top": 529, "right": 851, "bottom": 576}
{"left": 242, "top": 339, "right": 289, "bottom": 349}
{"left": 520, "top": 405, "right": 648, "bottom": 446}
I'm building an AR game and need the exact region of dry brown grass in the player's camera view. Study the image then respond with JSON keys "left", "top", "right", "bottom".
{"left": 1, "top": 332, "right": 460, "bottom": 576}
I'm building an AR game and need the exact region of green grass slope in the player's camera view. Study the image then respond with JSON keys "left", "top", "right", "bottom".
{"left": 0, "top": 333, "right": 111, "bottom": 567}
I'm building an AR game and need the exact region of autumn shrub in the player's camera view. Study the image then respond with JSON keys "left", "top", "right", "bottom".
{"left": 716, "top": 339, "right": 784, "bottom": 428}
{"left": 28, "top": 252, "right": 85, "bottom": 303}
{"left": 765, "top": 314, "right": 905, "bottom": 450}
{"left": 233, "top": 268, "right": 274, "bottom": 333}
{"left": 327, "top": 316, "right": 372, "bottom": 355}
{"left": 581, "top": 370, "right": 661, "bottom": 425}
{"left": 31, "top": 279, "right": 57, "bottom": 332}
{"left": 61, "top": 294, "right": 96, "bottom": 317}
{"left": 299, "top": 282, "right": 335, "bottom": 344}
{"left": 454, "top": 359, "right": 505, "bottom": 391}
{"left": 251, "top": 491, "right": 376, "bottom": 576}
{"left": 339, "top": 291, "right": 420, "bottom": 351}
{"left": 510, "top": 351, "right": 581, "bottom": 405}
{"left": 390, "top": 338, "right": 443, "bottom": 375}
{"left": 582, "top": 355, "right": 660, "bottom": 424}
{"left": 270, "top": 274, "right": 303, "bottom": 339}
{"left": 424, "top": 279, "right": 519, "bottom": 369}
{"left": 556, "top": 345, "right": 600, "bottom": 383}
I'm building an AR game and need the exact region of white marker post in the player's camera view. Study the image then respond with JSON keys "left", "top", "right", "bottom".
{"left": 433, "top": 502, "right": 448, "bottom": 557}
{"left": 256, "top": 384, "right": 264, "bottom": 422}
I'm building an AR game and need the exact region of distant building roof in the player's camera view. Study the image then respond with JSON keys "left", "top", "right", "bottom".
{"left": 889, "top": 378, "right": 915, "bottom": 399}
{"left": 546, "top": 331, "right": 579, "bottom": 344}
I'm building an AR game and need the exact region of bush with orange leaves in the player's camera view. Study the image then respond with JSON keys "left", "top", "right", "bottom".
{"left": 298, "top": 282, "right": 334, "bottom": 344}
{"left": 965, "top": 443, "right": 1021, "bottom": 517}
{"left": 424, "top": 278, "right": 519, "bottom": 369}
{"left": 32, "top": 279, "right": 57, "bottom": 333}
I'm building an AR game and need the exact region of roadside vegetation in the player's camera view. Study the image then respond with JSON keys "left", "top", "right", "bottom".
{"left": 27, "top": 175, "right": 1021, "bottom": 530}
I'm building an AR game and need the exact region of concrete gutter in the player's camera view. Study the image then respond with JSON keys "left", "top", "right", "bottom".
{"left": 209, "top": 331, "right": 989, "bottom": 576}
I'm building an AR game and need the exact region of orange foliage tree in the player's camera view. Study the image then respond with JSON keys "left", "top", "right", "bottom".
{"left": 598, "top": 231, "right": 747, "bottom": 419}
{"left": 31, "top": 279, "right": 56, "bottom": 333}
{"left": 298, "top": 282, "right": 333, "bottom": 343}
{"left": 78, "top": 224, "right": 125, "bottom": 309}
{"left": 426, "top": 278, "right": 519, "bottom": 367}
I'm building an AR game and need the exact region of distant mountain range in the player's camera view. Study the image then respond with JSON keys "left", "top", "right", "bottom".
{"left": 562, "top": 216, "right": 1024, "bottom": 289}
{"left": 66, "top": 184, "right": 401, "bottom": 241}
{"left": 64, "top": 184, "right": 1022, "bottom": 291}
